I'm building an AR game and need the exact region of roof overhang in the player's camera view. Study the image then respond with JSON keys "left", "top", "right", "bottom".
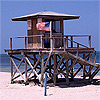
{"left": 12, "top": 11, "right": 80, "bottom": 21}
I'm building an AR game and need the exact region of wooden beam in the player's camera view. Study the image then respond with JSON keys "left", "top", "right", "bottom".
{"left": 43, "top": 52, "right": 52, "bottom": 73}
{"left": 10, "top": 57, "right": 25, "bottom": 80}
{"left": 10, "top": 55, "right": 13, "bottom": 83}
{"left": 69, "top": 59, "right": 77, "bottom": 72}
{"left": 13, "top": 68, "right": 32, "bottom": 80}
{"left": 53, "top": 54, "right": 57, "bottom": 85}
{"left": 89, "top": 53, "right": 91, "bottom": 80}
{"left": 49, "top": 56, "right": 51, "bottom": 77}
{"left": 10, "top": 38, "right": 12, "bottom": 50}
{"left": 90, "top": 66, "right": 100, "bottom": 79}
{"left": 83, "top": 54, "right": 85, "bottom": 79}
{"left": 24, "top": 37, "right": 27, "bottom": 49}
{"left": 66, "top": 59, "right": 69, "bottom": 85}
{"left": 40, "top": 52, "right": 52, "bottom": 86}
{"left": 55, "top": 55, "right": 65, "bottom": 72}
{"left": 40, "top": 54, "right": 44, "bottom": 86}
{"left": 73, "top": 65, "right": 83, "bottom": 77}
{"left": 25, "top": 56, "right": 27, "bottom": 83}
{"left": 25, "top": 57, "right": 39, "bottom": 79}
{"left": 89, "top": 36, "right": 91, "bottom": 48}
{"left": 28, "top": 55, "right": 42, "bottom": 78}
{"left": 13, "top": 57, "right": 24, "bottom": 77}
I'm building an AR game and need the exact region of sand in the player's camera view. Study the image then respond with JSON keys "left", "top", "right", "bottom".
{"left": 0, "top": 72, "right": 100, "bottom": 100}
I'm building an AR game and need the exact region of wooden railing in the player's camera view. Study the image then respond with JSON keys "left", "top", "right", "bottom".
{"left": 9, "top": 35, "right": 91, "bottom": 49}
{"left": 9, "top": 34, "right": 96, "bottom": 63}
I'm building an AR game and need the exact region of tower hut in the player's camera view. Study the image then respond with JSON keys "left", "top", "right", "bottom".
{"left": 5, "top": 11, "right": 100, "bottom": 86}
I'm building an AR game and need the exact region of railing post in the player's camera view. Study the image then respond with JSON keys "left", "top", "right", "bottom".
{"left": 71, "top": 36, "right": 73, "bottom": 48}
{"left": 24, "top": 37, "right": 27, "bottom": 49}
{"left": 94, "top": 51, "right": 96, "bottom": 63}
{"left": 77, "top": 44, "right": 79, "bottom": 56}
{"left": 66, "top": 36, "right": 68, "bottom": 48}
{"left": 64, "top": 38, "right": 66, "bottom": 51}
{"left": 53, "top": 38, "right": 55, "bottom": 49}
{"left": 51, "top": 38, "right": 53, "bottom": 51}
{"left": 41, "top": 35, "right": 43, "bottom": 48}
{"left": 89, "top": 35, "right": 91, "bottom": 48}
{"left": 10, "top": 38, "right": 12, "bottom": 50}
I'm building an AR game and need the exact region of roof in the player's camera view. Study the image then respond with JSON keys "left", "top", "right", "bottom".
{"left": 12, "top": 11, "right": 80, "bottom": 21}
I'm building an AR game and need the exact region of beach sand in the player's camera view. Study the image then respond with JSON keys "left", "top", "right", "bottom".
{"left": 0, "top": 72, "right": 100, "bottom": 100}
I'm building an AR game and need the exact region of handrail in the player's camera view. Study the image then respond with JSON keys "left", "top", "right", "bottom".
{"left": 10, "top": 35, "right": 42, "bottom": 38}
{"left": 64, "top": 35, "right": 91, "bottom": 37}
{"left": 42, "top": 36, "right": 90, "bottom": 49}
{"left": 9, "top": 35, "right": 92, "bottom": 50}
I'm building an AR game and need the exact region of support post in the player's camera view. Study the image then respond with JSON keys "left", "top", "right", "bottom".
{"left": 25, "top": 55, "right": 28, "bottom": 85}
{"left": 89, "top": 53, "right": 92, "bottom": 81}
{"left": 41, "top": 54, "right": 44, "bottom": 86}
{"left": 53, "top": 54, "right": 57, "bottom": 86}
{"left": 89, "top": 35, "right": 92, "bottom": 80}
{"left": 50, "top": 21, "right": 53, "bottom": 51}
{"left": 83, "top": 54, "right": 85, "bottom": 80}
{"left": 71, "top": 36, "right": 74, "bottom": 80}
{"left": 66, "top": 59, "right": 69, "bottom": 85}
{"left": 49, "top": 56, "right": 51, "bottom": 77}
{"left": 10, "top": 55, "right": 13, "bottom": 83}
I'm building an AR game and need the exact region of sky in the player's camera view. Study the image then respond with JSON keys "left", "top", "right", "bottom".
{"left": 0, "top": 0, "right": 99, "bottom": 54}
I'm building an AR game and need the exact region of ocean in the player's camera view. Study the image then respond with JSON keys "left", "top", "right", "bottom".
{"left": 0, "top": 52, "right": 100, "bottom": 75}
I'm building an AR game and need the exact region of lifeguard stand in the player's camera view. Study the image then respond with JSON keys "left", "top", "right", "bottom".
{"left": 12, "top": 11, "right": 79, "bottom": 49}
{"left": 5, "top": 11, "right": 100, "bottom": 86}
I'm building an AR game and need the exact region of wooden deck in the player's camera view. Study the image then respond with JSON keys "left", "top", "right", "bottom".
{"left": 5, "top": 47, "right": 94, "bottom": 55}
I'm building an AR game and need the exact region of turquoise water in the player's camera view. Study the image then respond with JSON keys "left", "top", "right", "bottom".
{"left": 0, "top": 52, "right": 100, "bottom": 75}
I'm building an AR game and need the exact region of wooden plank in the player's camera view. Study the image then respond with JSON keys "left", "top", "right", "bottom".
{"left": 67, "top": 52, "right": 98, "bottom": 67}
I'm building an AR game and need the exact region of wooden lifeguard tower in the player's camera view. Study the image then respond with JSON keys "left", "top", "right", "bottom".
{"left": 5, "top": 11, "right": 100, "bottom": 86}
